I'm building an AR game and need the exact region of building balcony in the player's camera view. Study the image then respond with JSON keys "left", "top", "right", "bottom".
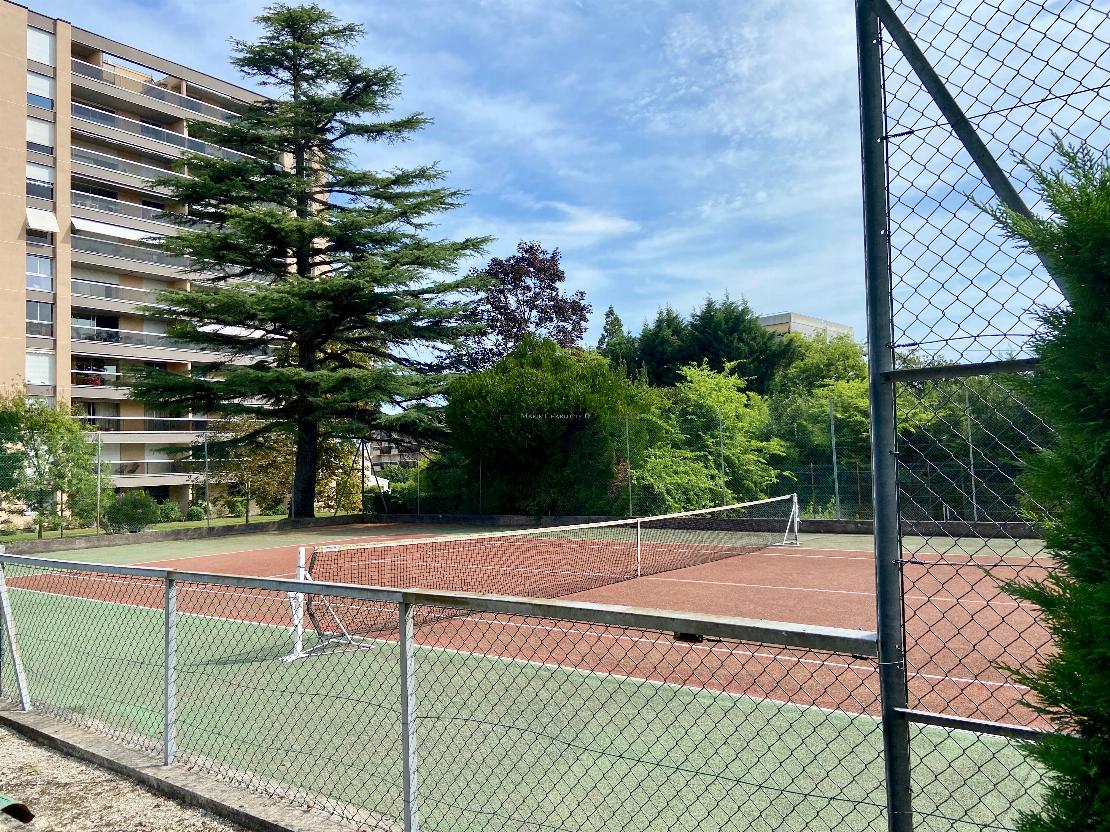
{"left": 72, "top": 146, "right": 175, "bottom": 194}
{"left": 71, "top": 323, "right": 266, "bottom": 364}
{"left": 72, "top": 103, "right": 252, "bottom": 164}
{"left": 72, "top": 58, "right": 238, "bottom": 124}
{"left": 73, "top": 190, "right": 174, "bottom": 225}
{"left": 79, "top": 414, "right": 211, "bottom": 446}
{"left": 72, "top": 234, "right": 189, "bottom": 278}
{"left": 70, "top": 369, "right": 130, "bottom": 399}
{"left": 72, "top": 278, "right": 160, "bottom": 315}
{"left": 105, "top": 458, "right": 198, "bottom": 487}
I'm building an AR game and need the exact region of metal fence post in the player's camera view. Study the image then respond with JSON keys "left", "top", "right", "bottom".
{"left": 829, "top": 399, "right": 842, "bottom": 519}
{"left": 857, "top": 1, "right": 913, "bottom": 830}
{"left": 164, "top": 574, "right": 177, "bottom": 766}
{"left": 398, "top": 599, "right": 419, "bottom": 832}
{"left": 625, "top": 414, "right": 633, "bottom": 517}
{"left": 95, "top": 432, "right": 103, "bottom": 535}
{"left": 203, "top": 435, "right": 211, "bottom": 531}
{"left": 0, "top": 564, "right": 31, "bottom": 711}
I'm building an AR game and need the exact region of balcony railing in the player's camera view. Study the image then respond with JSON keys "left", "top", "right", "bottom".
{"left": 72, "top": 191, "right": 173, "bottom": 224}
{"left": 72, "top": 324, "right": 190, "bottom": 350}
{"left": 72, "top": 234, "right": 190, "bottom": 269}
{"left": 72, "top": 146, "right": 175, "bottom": 182}
{"left": 72, "top": 103, "right": 253, "bottom": 163}
{"left": 106, "top": 458, "right": 199, "bottom": 477}
{"left": 72, "top": 279, "right": 158, "bottom": 305}
{"left": 72, "top": 58, "right": 238, "bottom": 123}
{"left": 71, "top": 369, "right": 127, "bottom": 388}
{"left": 71, "top": 324, "right": 268, "bottom": 358}
{"left": 78, "top": 415, "right": 212, "bottom": 432}
{"left": 25, "top": 321, "right": 53, "bottom": 337}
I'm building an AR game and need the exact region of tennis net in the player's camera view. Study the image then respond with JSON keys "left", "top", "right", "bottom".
{"left": 290, "top": 495, "right": 799, "bottom": 651}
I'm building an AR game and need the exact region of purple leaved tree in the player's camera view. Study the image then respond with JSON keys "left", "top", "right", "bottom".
{"left": 459, "top": 241, "right": 591, "bottom": 369}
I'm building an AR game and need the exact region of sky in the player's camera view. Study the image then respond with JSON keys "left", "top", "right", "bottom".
{"left": 45, "top": 0, "right": 867, "bottom": 343}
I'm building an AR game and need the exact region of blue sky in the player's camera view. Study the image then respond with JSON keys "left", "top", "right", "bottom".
{"left": 48, "top": 0, "right": 866, "bottom": 342}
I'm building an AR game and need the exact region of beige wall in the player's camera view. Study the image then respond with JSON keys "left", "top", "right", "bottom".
{"left": 0, "top": 3, "right": 28, "bottom": 394}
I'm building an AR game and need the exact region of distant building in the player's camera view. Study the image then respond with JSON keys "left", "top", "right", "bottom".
{"left": 757, "top": 312, "right": 853, "bottom": 339}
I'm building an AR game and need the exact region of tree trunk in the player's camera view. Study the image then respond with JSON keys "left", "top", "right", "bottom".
{"left": 290, "top": 415, "right": 318, "bottom": 519}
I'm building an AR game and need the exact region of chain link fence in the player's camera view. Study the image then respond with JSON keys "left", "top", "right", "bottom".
{"left": 859, "top": 0, "right": 1108, "bottom": 829}
{"left": 0, "top": 555, "right": 1052, "bottom": 832}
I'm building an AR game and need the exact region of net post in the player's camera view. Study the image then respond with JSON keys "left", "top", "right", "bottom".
{"left": 783, "top": 493, "right": 800, "bottom": 546}
{"left": 282, "top": 547, "right": 307, "bottom": 661}
{"left": 635, "top": 520, "right": 642, "bottom": 577}
{"left": 399, "top": 599, "right": 419, "bottom": 832}
{"left": 0, "top": 563, "right": 31, "bottom": 711}
{"left": 163, "top": 574, "right": 177, "bottom": 766}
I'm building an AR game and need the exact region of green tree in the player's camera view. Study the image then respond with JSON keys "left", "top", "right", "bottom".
{"left": 0, "top": 398, "right": 102, "bottom": 538}
{"left": 443, "top": 337, "right": 660, "bottom": 515}
{"left": 667, "top": 363, "right": 785, "bottom": 503}
{"left": 596, "top": 306, "right": 640, "bottom": 372}
{"left": 636, "top": 306, "right": 691, "bottom": 386}
{"left": 202, "top": 417, "right": 362, "bottom": 517}
{"left": 626, "top": 296, "right": 797, "bottom": 391}
{"left": 986, "top": 143, "right": 1110, "bottom": 832}
{"left": 131, "top": 4, "right": 489, "bottom": 518}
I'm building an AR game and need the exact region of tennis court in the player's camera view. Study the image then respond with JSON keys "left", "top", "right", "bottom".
{"left": 0, "top": 497, "right": 1049, "bottom": 829}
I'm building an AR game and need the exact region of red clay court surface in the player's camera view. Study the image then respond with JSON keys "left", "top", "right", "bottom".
{"left": 12, "top": 526, "right": 1052, "bottom": 728}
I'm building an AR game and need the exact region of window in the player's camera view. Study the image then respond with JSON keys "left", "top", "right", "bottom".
{"left": 24, "top": 351, "right": 55, "bottom": 386}
{"left": 142, "top": 200, "right": 165, "bottom": 211}
{"left": 26, "top": 162, "right": 53, "bottom": 200}
{"left": 27, "top": 71, "right": 54, "bottom": 109}
{"left": 26, "top": 229, "right": 52, "bottom": 246}
{"left": 26, "top": 301, "right": 54, "bottom": 337}
{"left": 26, "top": 254, "right": 53, "bottom": 291}
{"left": 26, "top": 117, "right": 54, "bottom": 154}
{"left": 27, "top": 27, "right": 55, "bottom": 66}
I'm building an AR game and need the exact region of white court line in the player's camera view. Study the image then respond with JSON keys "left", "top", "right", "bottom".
{"left": 639, "top": 574, "right": 1038, "bottom": 610}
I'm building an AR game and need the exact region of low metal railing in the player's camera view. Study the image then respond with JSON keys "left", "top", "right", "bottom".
{"left": 0, "top": 554, "right": 891, "bottom": 832}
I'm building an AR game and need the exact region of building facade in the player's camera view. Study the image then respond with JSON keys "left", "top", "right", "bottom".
{"left": 757, "top": 312, "right": 854, "bottom": 339}
{"left": 2, "top": 2, "right": 261, "bottom": 504}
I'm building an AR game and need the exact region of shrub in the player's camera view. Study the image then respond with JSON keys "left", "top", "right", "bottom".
{"left": 222, "top": 496, "right": 245, "bottom": 518}
{"left": 157, "top": 500, "right": 183, "bottom": 523}
{"left": 103, "top": 491, "right": 161, "bottom": 533}
{"left": 259, "top": 500, "right": 286, "bottom": 517}
{"left": 185, "top": 504, "right": 206, "bottom": 522}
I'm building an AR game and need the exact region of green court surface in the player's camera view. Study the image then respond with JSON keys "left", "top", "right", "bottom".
{"left": 0, "top": 583, "right": 1041, "bottom": 832}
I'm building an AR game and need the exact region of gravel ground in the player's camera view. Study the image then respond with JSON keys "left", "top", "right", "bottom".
{"left": 0, "top": 726, "right": 244, "bottom": 832}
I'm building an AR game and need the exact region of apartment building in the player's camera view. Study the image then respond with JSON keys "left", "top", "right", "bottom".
{"left": 1, "top": 1, "right": 261, "bottom": 505}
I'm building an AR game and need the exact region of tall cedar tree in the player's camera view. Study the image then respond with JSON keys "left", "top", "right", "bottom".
{"left": 459, "top": 241, "right": 590, "bottom": 369}
{"left": 988, "top": 144, "right": 1110, "bottom": 832}
{"left": 131, "top": 5, "right": 489, "bottom": 518}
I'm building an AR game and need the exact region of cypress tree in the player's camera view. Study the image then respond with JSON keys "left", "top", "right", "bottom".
{"left": 988, "top": 143, "right": 1110, "bottom": 832}
{"left": 131, "top": 4, "right": 489, "bottom": 517}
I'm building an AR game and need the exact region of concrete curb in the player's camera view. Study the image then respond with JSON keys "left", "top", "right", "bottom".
{"left": 0, "top": 708, "right": 361, "bottom": 832}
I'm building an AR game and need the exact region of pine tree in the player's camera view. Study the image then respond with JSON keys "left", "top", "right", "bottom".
{"left": 596, "top": 306, "right": 638, "bottom": 371}
{"left": 988, "top": 143, "right": 1110, "bottom": 832}
{"left": 131, "top": 4, "right": 489, "bottom": 518}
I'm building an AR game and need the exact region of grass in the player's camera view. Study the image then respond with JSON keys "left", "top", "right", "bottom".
{"left": 0, "top": 581, "right": 1043, "bottom": 832}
